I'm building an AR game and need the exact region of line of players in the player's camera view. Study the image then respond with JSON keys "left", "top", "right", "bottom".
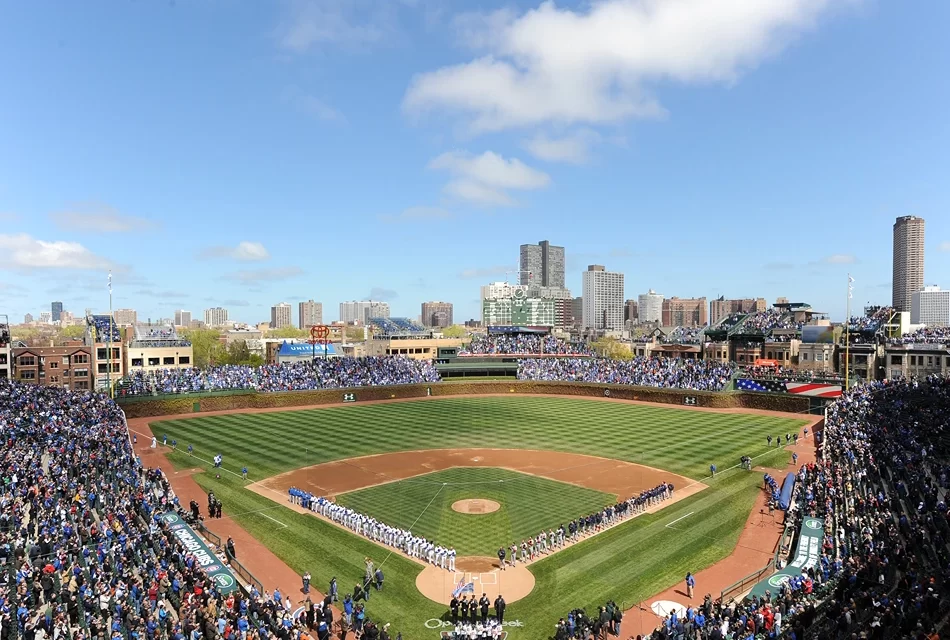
{"left": 496, "top": 482, "right": 675, "bottom": 567}
{"left": 288, "top": 480, "right": 674, "bottom": 571}
{"left": 288, "top": 488, "right": 458, "bottom": 571}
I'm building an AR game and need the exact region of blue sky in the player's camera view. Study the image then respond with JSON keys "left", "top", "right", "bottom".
{"left": 1, "top": 0, "right": 948, "bottom": 325}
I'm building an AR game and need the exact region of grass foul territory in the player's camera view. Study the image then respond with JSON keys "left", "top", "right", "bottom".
{"left": 153, "top": 396, "right": 805, "bottom": 639}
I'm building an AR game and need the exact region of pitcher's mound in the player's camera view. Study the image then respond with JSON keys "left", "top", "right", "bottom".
{"left": 452, "top": 499, "right": 500, "bottom": 514}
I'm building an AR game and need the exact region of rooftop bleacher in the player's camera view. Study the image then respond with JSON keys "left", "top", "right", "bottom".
{"left": 129, "top": 322, "right": 192, "bottom": 348}
{"left": 86, "top": 313, "right": 122, "bottom": 343}
{"left": 369, "top": 316, "right": 428, "bottom": 337}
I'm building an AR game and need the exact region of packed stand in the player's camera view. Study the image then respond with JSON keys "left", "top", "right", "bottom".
{"left": 849, "top": 306, "right": 896, "bottom": 332}
{"left": 460, "top": 334, "right": 595, "bottom": 356}
{"left": 120, "top": 356, "right": 441, "bottom": 395}
{"left": 739, "top": 310, "right": 802, "bottom": 335}
{"left": 0, "top": 380, "right": 327, "bottom": 640}
{"left": 554, "top": 600, "right": 623, "bottom": 639}
{"left": 888, "top": 325, "right": 950, "bottom": 345}
{"left": 715, "top": 313, "right": 747, "bottom": 332}
{"left": 518, "top": 357, "right": 736, "bottom": 391}
{"left": 661, "top": 327, "right": 705, "bottom": 344}
{"left": 643, "top": 375, "right": 950, "bottom": 639}
{"left": 740, "top": 365, "right": 844, "bottom": 382}
{"left": 88, "top": 315, "right": 122, "bottom": 343}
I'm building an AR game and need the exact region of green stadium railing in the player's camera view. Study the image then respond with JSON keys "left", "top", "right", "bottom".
{"left": 196, "top": 520, "right": 264, "bottom": 594}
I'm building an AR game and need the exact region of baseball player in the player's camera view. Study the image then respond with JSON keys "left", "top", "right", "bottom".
{"left": 509, "top": 542, "right": 518, "bottom": 566}
{"left": 448, "top": 546, "right": 456, "bottom": 572}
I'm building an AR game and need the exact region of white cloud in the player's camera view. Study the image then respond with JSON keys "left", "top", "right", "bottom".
{"left": 367, "top": 287, "right": 398, "bottom": 301}
{"left": 824, "top": 254, "right": 856, "bottom": 264}
{"left": 275, "top": 0, "right": 396, "bottom": 52}
{"left": 199, "top": 242, "right": 271, "bottom": 262}
{"left": 0, "top": 233, "right": 116, "bottom": 270}
{"left": 524, "top": 129, "right": 601, "bottom": 164}
{"left": 405, "top": 0, "right": 841, "bottom": 132}
{"left": 939, "top": 241, "right": 950, "bottom": 252}
{"left": 51, "top": 203, "right": 156, "bottom": 233}
{"left": 429, "top": 150, "right": 550, "bottom": 206}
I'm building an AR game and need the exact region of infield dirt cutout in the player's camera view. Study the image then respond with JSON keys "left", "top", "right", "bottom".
{"left": 250, "top": 447, "right": 706, "bottom": 604}
{"left": 452, "top": 498, "right": 501, "bottom": 514}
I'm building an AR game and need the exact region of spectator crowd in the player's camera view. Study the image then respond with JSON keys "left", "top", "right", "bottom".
{"left": 0, "top": 380, "right": 353, "bottom": 640}
{"left": 460, "top": 334, "right": 595, "bottom": 356}
{"left": 120, "top": 357, "right": 440, "bottom": 396}
{"left": 518, "top": 357, "right": 735, "bottom": 392}
{"left": 887, "top": 326, "right": 950, "bottom": 346}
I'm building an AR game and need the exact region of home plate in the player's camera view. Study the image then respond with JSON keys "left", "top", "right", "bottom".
{"left": 651, "top": 600, "right": 687, "bottom": 618}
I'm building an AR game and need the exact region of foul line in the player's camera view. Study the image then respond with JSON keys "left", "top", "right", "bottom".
{"left": 256, "top": 512, "right": 288, "bottom": 528}
{"left": 665, "top": 511, "right": 695, "bottom": 528}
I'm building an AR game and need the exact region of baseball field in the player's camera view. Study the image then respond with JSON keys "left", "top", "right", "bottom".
{"left": 149, "top": 395, "right": 807, "bottom": 638}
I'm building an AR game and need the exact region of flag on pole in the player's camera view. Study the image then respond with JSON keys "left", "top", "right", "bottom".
{"left": 848, "top": 275, "right": 854, "bottom": 299}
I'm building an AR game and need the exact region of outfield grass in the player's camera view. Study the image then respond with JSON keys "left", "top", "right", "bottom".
{"left": 335, "top": 467, "right": 615, "bottom": 556}
{"left": 152, "top": 397, "right": 804, "bottom": 639}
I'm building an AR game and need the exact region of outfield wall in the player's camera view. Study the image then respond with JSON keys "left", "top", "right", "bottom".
{"left": 117, "top": 380, "right": 817, "bottom": 418}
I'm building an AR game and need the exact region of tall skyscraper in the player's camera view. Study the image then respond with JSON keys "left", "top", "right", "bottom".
{"left": 892, "top": 215, "right": 925, "bottom": 312}
{"left": 624, "top": 299, "right": 639, "bottom": 323}
{"left": 24, "top": 313, "right": 33, "bottom": 324}
{"left": 339, "top": 301, "right": 390, "bottom": 324}
{"left": 298, "top": 300, "right": 324, "bottom": 329}
{"left": 638, "top": 290, "right": 663, "bottom": 324}
{"left": 519, "top": 240, "right": 565, "bottom": 288}
{"left": 174, "top": 310, "right": 192, "bottom": 327}
{"left": 270, "top": 302, "right": 292, "bottom": 329}
{"left": 51, "top": 301, "right": 63, "bottom": 322}
{"left": 203, "top": 307, "right": 229, "bottom": 327}
{"left": 582, "top": 265, "right": 624, "bottom": 330}
{"left": 421, "top": 301, "right": 453, "bottom": 328}
{"left": 113, "top": 309, "right": 138, "bottom": 326}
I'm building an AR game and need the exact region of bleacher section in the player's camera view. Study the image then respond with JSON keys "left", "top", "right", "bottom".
{"left": 130, "top": 322, "right": 191, "bottom": 348}
{"left": 86, "top": 314, "right": 122, "bottom": 343}
{"left": 368, "top": 316, "right": 428, "bottom": 337}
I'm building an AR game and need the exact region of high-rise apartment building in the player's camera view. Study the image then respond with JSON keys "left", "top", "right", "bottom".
{"left": 270, "top": 303, "right": 292, "bottom": 329}
{"left": 421, "top": 301, "right": 453, "bottom": 328}
{"left": 708, "top": 297, "right": 767, "bottom": 325}
{"left": 24, "top": 313, "right": 34, "bottom": 324}
{"left": 298, "top": 300, "right": 323, "bottom": 329}
{"left": 51, "top": 301, "right": 63, "bottom": 322}
{"left": 339, "top": 301, "right": 390, "bottom": 324}
{"left": 113, "top": 309, "right": 138, "bottom": 326}
{"left": 582, "top": 265, "right": 624, "bottom": 330}
{"left": 203, "top": 307, "right": 229, "bottom": 327}
{"left": 519, "top": 240, "right": 565, "bottom": 288}
{"left": 174, "top": 310, "right": 192, "bottom": 327}
{"left": 911, "top": 286, "right": 950, "bottom": 327}
{"left": 624, "top": 299, "right": 639, "bottom": 323}
{"left": 39, "top": 312, "right": 52, "bottom": 324}
{"left": 637, "top": 290, "right": 663, "bottom": 324}
{"left": 572, "top": 297, "right": 583, "bottom": 327}
{"left": 662, "top": 297, "right": 708, "bottom": 327}
{"left": 892, "top": 215, "right": 925, "bottom": 312}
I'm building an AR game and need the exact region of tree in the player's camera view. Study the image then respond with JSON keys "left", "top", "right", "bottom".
{"left": 267, "top": 326, "right": 308, "bottom": 339}
{"left": 60, "top": 325, "right": 86, "bottom": 340}
{"left": 441, "top": 325, "right": 468, "bottom": 339}
{"left": 591, "top": 337, "right": 633, "bottom": 360}
{"left": 345, "top": 327, "right": 365, "bottom": 342}
{"left": 181, "top": 328, "right": 225, "bottom": 369}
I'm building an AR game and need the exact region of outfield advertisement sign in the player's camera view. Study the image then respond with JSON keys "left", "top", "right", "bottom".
{"left": 749, "top": 517, "right": 823, "bottom": 598}
{"left": 160, "top": 512, "right": 240, "bottom": 594}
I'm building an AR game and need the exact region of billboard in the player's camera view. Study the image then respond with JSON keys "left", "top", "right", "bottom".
{"left": 749, "top": 517, "right": 824, "bottom": 598}
{"left": 802, "top": 325, "right": 835, "bottom": 343}
{"left": 160, "top": 512, "right": 240, "bottom": 594}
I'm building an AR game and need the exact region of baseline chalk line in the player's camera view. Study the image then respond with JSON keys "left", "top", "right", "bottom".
{"left": 258, "top": 512, "right": 288, "bottom": 528}
{"left": 665, "top": 511, "right": 695, "bottom": 528}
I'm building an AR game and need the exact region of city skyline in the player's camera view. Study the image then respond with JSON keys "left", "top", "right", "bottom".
{"left": 1, "top": 2, "right": 949, "bottom": 323}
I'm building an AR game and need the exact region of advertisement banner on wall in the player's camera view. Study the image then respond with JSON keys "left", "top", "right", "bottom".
{"left": 748, "top": 517, "right": 824, "bottom": 598}
{"left": 160, "top": 511, "right": 240, "bottom": 594}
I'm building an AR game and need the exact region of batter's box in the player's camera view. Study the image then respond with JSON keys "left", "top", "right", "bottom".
{"left": 480, "top": 573, "right": 497, "bottom": 585}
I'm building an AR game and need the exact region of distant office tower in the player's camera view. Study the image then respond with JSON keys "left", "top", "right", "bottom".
{"left": 39, "top": 312, "right": 52, "bottom": 324}
{"left": 519, "top": 240, "right": 565, "bottom": 288}
{"left": 339, "top": 301, "right": 391, "bottom": 324}
{"left": 582, "top": 265, "right": 624, "bottom": 330}
{"left": 892, "top": 215, "right": 925, "bottom": 312}
{"left": 51, "top": 301, "right": 63, "bottom": 322}
{"left": 912, "top": 286, "right": 950, "bottom": 326}
{"left": 421, "top": 301, "right": 453, "bottom": 328}
{"left": 204, "top": 307, "right": 229, "bottom": 327}
{"left": 662, "top": 297, "right": 708, "bottom": 327}
{"left": 708, "top": 297, "right": 767, "bottom": 325}
{"left": 572, "top": 297, "right": 583, "bottom": 327}
{"left": 298, "top": 300, "right": 324, "bottom": 329}
{"left": 24, "top": 313, "right": 33, "bottom": 324}
{"left": 113, "top": 309, "right": 138, "bottom": 326}
{"left": 270, "top": 302, "right": 292, "bottom": 329}
{"left": 624, "top": 299, "right": 639, "bottom": 323}
{"left": 174, "top": 310, "right": 192, "bottom": 327}
{"left": 638, "top": 290, "right": 663, "bottom": 324}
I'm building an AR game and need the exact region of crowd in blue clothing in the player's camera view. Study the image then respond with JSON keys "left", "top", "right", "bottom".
{"left": 460, "top": 334, "right": 595, "bottom": 356}
{"left": 0, "top": 380, "right": 324, "bottom": 640}
{"left": 119, "top": 357, "right": 441, "bottom": 396}
{"left": 517, "top": 357, "right": 735, "bottom": 391}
